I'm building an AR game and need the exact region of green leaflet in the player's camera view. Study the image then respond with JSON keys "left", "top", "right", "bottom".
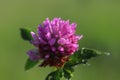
{"left": 63, "top": 66, "right": 74, "bottom": 80}
{"left": 45, "top": 67, "right": 73, "bottom": 80}
{"left": 25, "top": 58, "right": 39, "bottom": 71}
{"left": 80, "top": 48, "right": 102, "bottom": 59}
{"left": 45, "top": 69, "right": 63, "bottom": 80}
{"left": 62, "top": 48, "right": 103, "bottom": 80}
{"left": 65, "top": 48, "right": 102, "bottom": 67}
{"left": 20, "top": 28, "right": 33, "bottom": 41}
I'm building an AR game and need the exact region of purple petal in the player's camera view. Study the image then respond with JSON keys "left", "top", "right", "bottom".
{"left": 58, "top": 38, "right": 70, "bottom": 45}
{"left": 44, "top": 18, "right": 53, "bottom": 33}
{"left": 27, "top": 49, "right": 40, "bottom": 61}
{"left": 58, "top": 46, "right": 64, "bottom": 51}
{"left": 31, "top": 32, "right": 40, "bottom": 46}
{"left": 51, "top": 47, "right": 56, "bottom": 52}
{"left": 76, "top": 35, "right": 83, "bottom": 40}
{"left": 48, "top": 38, "right": 56, "bottom": 46}
{"left": 45, "top": 32, "right": 51, "bottom": 40}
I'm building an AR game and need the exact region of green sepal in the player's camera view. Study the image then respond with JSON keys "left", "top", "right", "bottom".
{"left": 25, "top": 58, "right": 39, "bottom": 71}
{"left": 20, "top": 28, "right": 33, "bottom": 41}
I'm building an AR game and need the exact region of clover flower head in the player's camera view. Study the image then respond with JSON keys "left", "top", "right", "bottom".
{"left": 27, "top": 18, "right": 83, "bottom": 67}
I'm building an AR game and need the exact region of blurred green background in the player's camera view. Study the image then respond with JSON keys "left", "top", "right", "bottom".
{"left": 0, "top": 0, "right": 120, "bottom": 80}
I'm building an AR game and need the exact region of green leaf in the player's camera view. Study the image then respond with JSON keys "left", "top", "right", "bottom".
{"left": 63, "top": 68, "right": 73, "bottom": 80}
{"left": 65, "top": 48, "right": 102, "bottom": 67}
{"left": 45, "top": 67, "right": 74, "bottom": 80}
{"left": 64, "top": 67, "right": 74, "bottom": 73}
{"left": 20, "top": 28, "right": 33, "bottom": 41}
{"left": 80, "top": 48, "right": 102, "bottom": 59}
{"left": 64, "top": 50, "right": 81, "bottom": 67}
{"left": 63, "top": 62, "right": 74, "bottom": 80}
{"left": 63, "top": 48, "right": 106, "bottom": 80}
{"left": 45, "top": 69, "right": 63, "bottom": 80}
{"left": 25, "top": 58, "right": 39, "bottom": 71}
